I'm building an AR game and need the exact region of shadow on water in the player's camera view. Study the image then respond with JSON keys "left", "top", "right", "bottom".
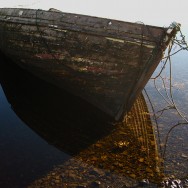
{"left": 0, "top": 54, "right": 115, "bottom": 156}
{"left": 0, "top": 54, "right": 166, "bottom": 187}
{"left": 0, "top": 53, "right": 115, "bottom": 187}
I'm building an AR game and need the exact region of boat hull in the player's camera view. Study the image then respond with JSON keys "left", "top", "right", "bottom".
{"left": 0, "top": 8, "right": 177, "bottom": 120}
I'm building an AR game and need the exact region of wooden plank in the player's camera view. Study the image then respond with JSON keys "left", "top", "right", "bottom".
{"left": 0, "top": 8, "right": 166, "bottom": 43}
{"left": 1, "top": 25, "right": 154, "bottom": 66}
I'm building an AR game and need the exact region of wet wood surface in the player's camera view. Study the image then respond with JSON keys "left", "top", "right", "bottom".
{"left": 0, "top": 8, "right": 173, "bottom": 120}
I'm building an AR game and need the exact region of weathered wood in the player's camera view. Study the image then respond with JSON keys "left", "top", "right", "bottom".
{"left": 0, "top": 8, "right": 178, "bottom": 120}
{"left": 0, "top": 8, "right": 165, "bottom": 43}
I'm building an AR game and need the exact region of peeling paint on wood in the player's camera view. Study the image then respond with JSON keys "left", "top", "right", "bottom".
{"left": 0, "top": 8, "right": 178, "bottom": 120}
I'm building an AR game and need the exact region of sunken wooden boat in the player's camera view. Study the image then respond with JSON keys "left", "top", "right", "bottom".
{"left": 0, "top": 8, "right": 180, "bottom": 120}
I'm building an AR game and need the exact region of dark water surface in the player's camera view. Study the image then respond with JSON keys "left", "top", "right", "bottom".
{"left": 0, "top": 57, "right": 70, "bottom": 187}
{"left": 0, "top": 43, "right": 188, "bottom": 187}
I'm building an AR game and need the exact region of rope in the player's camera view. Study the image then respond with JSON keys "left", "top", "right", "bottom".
{"left": 145, "top": 26, "right": 188, "bottom": 159}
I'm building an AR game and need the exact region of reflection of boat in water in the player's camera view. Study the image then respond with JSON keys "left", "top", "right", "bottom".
{"left": 0, "top": 55, "right": 114, "bottom": 155}
{"left": 0, "top": 56, "right": 163, "bottom": 186}
{"left": 76, "top": 94, "right": 163, "bottom": 183}
{"left": 0, "top": 8, "right": 180, "bottom": 120}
